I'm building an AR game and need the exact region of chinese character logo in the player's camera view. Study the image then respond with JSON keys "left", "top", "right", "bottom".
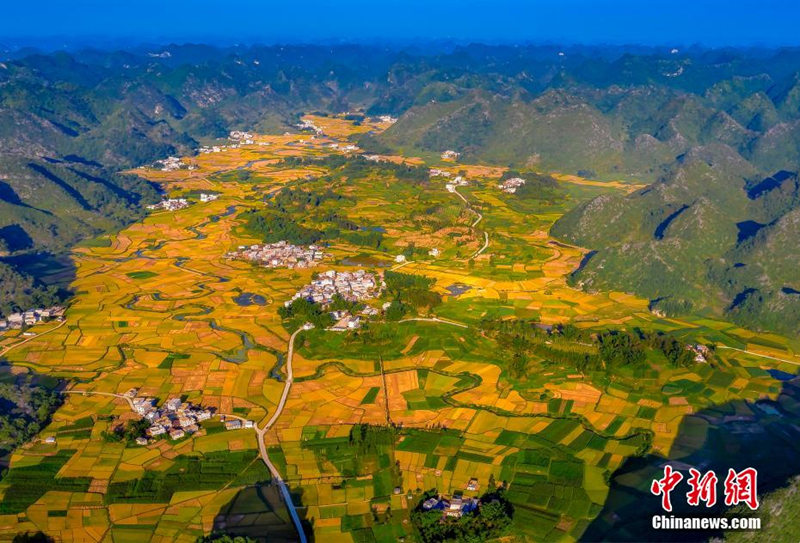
{"left": 724, "top": 468, "right": 759, "bottom": 510}
{"left": 651, "top": 465, "right": 683, "bottom": 512}
{"left": 686, "top": 468, "right": 718, "bottom": 507}
{"left": 651, "top": 465, "right": 758, "bottom": 511}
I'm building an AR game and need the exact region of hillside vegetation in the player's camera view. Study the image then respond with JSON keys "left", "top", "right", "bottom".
{"left": 551, "top": 147, "right": 800, "bottom": 334}
{"left": 3, "top": 44, "right": 800, "bottom": 331}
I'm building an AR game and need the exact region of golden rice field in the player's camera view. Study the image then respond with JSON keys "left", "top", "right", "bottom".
{"left": 1, "top": 116, "right": 798, "bottom": 542}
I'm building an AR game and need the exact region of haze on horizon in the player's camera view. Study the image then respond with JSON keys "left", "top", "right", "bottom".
{"left": 2, "top": 0, "right": 800, "bottom": 49}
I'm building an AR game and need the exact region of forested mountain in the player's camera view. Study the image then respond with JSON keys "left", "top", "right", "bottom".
{"left": 2, "top": 43, "right": 800, "bottom": 330}
{"left": 551, "top": 148, "right": 800, "bottom": 334}
{"left": 0, "top": 45, "right": 395, "bottom": 314}
{"left": 373, "top": 52, "right": 800, "bottom": 179}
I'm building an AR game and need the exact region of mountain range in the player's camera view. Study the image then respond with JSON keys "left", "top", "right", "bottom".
{"left": 2, "top": 44, "right": 800, "bottom": 331}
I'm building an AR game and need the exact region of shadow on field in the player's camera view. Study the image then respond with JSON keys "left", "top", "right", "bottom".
{"left": 1, "top": 251, "right": 76, "bottom": 297}
{"left": 581, "top": 378, "right": 800, "bottom": 542}
{"left": 212, "top": 481, "right": 314, "bottom": 542}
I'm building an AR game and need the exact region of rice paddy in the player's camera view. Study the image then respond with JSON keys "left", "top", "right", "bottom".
{"left": 1, "top": 115, "right": 797, "bottom": 542}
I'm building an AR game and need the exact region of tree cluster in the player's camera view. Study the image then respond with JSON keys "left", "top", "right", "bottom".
{"left": 0, "top": 373, "right": 63, "bottom": 458}
{"left": 101, "top": 418, "right": 151, "bottom": 444}
{"left": 411, "top": 488, "right": 513, "bottom": 543}
{"left": 383, "top": 271, "right": 442, "bottom": 313}
{"left": 0, "top": 263, "right": 62, "bottom": 319}
{"left": 277, "top": 298, "right": 334, "bottom": 329}
{"left": 480, "top": 319, "right": 700, "bottom": 377}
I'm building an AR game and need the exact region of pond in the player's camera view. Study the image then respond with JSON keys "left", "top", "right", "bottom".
{"left": 446, "top": 283, "right": 472, "bottom": 297}
{"left": 233, "top": 292, "right": 268, "bottom": 306}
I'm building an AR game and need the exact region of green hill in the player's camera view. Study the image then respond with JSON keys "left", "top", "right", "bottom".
{"left": 3, "top": 44, "right": 800, "bottom": 330}
{"left": 551, "top": 148, "right": 800, "bottom": 334}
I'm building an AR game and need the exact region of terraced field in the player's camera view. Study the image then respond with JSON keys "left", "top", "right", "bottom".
{"left": 1, "top": 115, "right": 798, "bottom": 542}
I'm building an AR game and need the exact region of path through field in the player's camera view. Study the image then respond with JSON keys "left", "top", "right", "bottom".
{"left": 717, "top": 345, "right": 800, "bottom": 366}
{"left": 255, "top": 327, "right": 307, "bottom": 543}
{"left": 452, "top": 186, "right": 489, "bottom": 260}
{"left": 0, "top": 320, "right": 67, "bottom": 357}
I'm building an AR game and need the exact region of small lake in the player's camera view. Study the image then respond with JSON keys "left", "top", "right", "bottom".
{"left": 209, "top": 205, "right": 237, "bottom": 222}
{"left": 446, "top": 283, "right": 472, "bottom": 297}
{"left": 233, "top": 292, "right": 268, "bottom": 306}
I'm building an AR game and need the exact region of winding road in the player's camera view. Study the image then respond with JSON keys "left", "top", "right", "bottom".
{"left": 61, "top": 389, "right": 135, "bottom": 410}
{"left": 0, "top": 320, "right": 67, "bottom": 358}
{"left": 452, "top": 186, "right": 489, "bottom": 260}
{"left": 60, "top": 328, "right": 308, "bottom": 542}
{"left": 717, "top": 345, "right": 800, "bottom": 367}
{"left": 399, "top": 316, "right": 468, "bottom": 329}
{"left": 472, "top": 231, "right": 490, "bottom": 259}
{"left": 254, "top": 327, "right": 307, "bottom": 543}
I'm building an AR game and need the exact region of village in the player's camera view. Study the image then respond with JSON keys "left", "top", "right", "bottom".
{"left": 445, "top": 175, "right": 470, "bottom": 193}
{"left": 146, "top": 197, "right": 190, "bottom": 211}
{"left": 120, "top": 389, "right": 253, "bottom": 444}
{"left": 687, "top": 343, "right": 711, "bottom": 363}
{"left": 289, "top": 269, "right": 384, "bottom": 331}
{"left": 421, "top": 479, "right": 483, "bottom": 518}
{"left": 290, "top": 269, "right": 383, "bottom": 306}
{"left": 498, "top": 177, "right": 527, "bottom": 193}
{"left": 153, "top": 156, "right": 195, "bottom": 172}
{"left": 297, "top": 118, "right": 323, "bottom": 135}
{"left": 0, "top": 305, "right": 66, "bottom": 331}
{"left": 326, "top": 142, "right": 359, "bottom": 152}
{"left": 429, "top": 168, "right": 453, "bottom": 178}
{"left": 227, "top": 241, "right": 327, "bottom": 269}
{"left": 197, "top": 130, "right": 257, "bottom": 154}
{"left": 145, "top": 193, "right": 218, "bottom": 212}
{"left": 429, "top": 166, "right": 470, "bottom": 191}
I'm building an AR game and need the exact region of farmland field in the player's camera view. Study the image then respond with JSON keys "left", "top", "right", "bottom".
{"left": 1, "top": 114, "right": 798, "bottom": 542}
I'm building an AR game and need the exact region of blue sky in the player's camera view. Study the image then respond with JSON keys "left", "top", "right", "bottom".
{"left": 3, "top": 0, "right": 799, "bottom": 47}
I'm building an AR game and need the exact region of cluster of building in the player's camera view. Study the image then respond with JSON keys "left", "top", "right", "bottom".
{"left": 154, "top": 156, "right": 194, "bottom": 172}
{"left": 146, "top": 198, "right": 190, "bottom": 211}
{"left": 228, "top": 241, "right": 326, "bottom": 269}
{"left": 221, "top": 417, "right": 255, "bottom": 431}
{"left": 198, "top": 145, "right": 225, "bottom": 154}
{"left": 330, "top": 305, "right": 381, "bottom": 331}
{"left": 199, "top": 193, "right": 219, "bottom": 203}
{"left": 0, "top": 306, "right": 65, "bottom": 331}
{"left": 197, "top": 132, "right": 259, "bottom": 154}
{"left": 289, "top": 270, "right": 383, "bottom": 306}
{"left": 441, "top": 150, "right": 461, "bottom": 161}
{"left": 498, "top": 177, "right": 527, "bottom": 194}
{"left": 327, "top": 142, "right": 359, "bottom": 152}
{"left": 228, "top": 130, "right": 255, "bottom": 144}
{"left": 297, "top": 119, "right": 323, "bottom": 135}
{"left": 445, "top": 176, "right": 469, "bottom": 193}
{"left": 123, "top": 390, "right": 214, "bottom": 443}
{"left": 429, "top": 168, "right": 453, "bottom": 178}
{"left": 422, "top": 492, "right": 480, "bottom": 519}
{"left": 327, "top": 309, "right": 360, "bottom": 331}
{"left": 687, "top": 343, "right": 711, "bottom": 363}
{"left": 421, "top": 479, "right": 484, "bottom": 519}
{"left": 376, "top": 115, "right": 398, "bottom": 124}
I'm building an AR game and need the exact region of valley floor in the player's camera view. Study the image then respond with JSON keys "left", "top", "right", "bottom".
{"left": 0, "top": 115, "right": 798, "bottom": 542}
